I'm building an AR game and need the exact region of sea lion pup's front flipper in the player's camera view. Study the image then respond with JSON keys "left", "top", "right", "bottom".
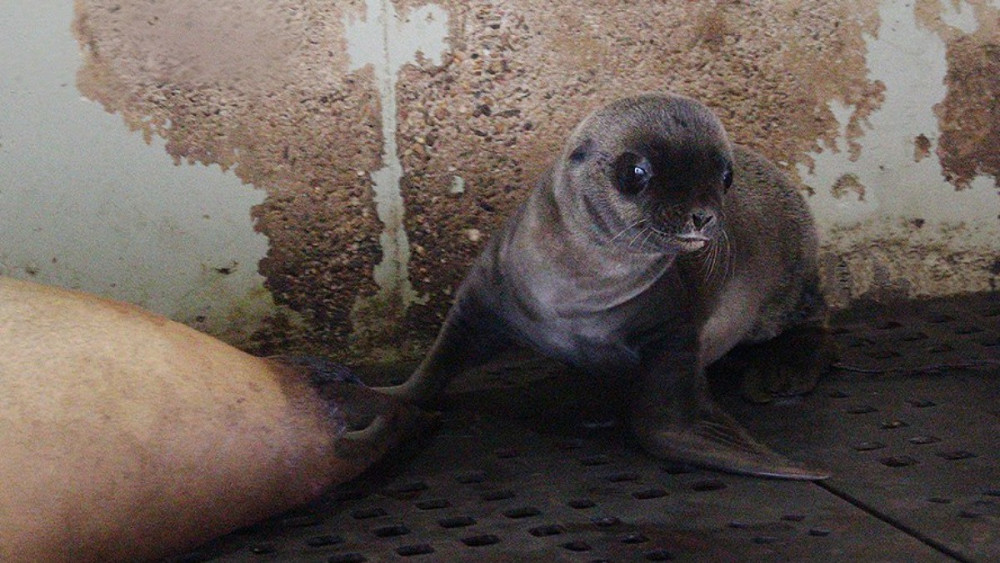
{"left": 268, "top": 356, "right": 437, "bottom": 467}
{"left": 630, "top": 347, "right": 829, "bottom": 481}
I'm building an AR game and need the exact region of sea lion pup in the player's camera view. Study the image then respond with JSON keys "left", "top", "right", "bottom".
{"left": 385, "top": 93, "right": 830, "bottom": 479}
{"left": 0, "top": 276, "right": 428, "bottom": 562}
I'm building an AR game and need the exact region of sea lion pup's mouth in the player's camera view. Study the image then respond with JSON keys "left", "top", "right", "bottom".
{"left": 673, "top": 234, "right": 710, "bottom": 252}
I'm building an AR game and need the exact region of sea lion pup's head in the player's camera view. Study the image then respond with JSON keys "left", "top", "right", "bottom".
{"left": 555, "top": 93, "right": 734, "bottom": 255}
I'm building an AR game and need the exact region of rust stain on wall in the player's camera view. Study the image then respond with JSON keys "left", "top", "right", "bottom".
{"left": 913, "top": 133, "right": 932, "bottom": 161}
{"left": 74, "top": 0, "right": 385, "bottom": 356}
{"left": 74, "top": 0, "right": 888, "bottom": 361}
{"left": 935, "top": 10, "right": 1000, "bottom": 189}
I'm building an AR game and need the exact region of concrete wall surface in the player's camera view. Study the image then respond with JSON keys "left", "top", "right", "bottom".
{"left": 2, "top": 0, "right": 997, "bottom": 361}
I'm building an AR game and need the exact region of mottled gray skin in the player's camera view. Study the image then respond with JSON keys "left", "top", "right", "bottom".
{"left": 385, "top": 94, "right": 829, "bottom": 479}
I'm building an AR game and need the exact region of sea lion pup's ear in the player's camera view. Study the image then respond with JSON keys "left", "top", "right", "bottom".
{"left": 568, "top": 138, "right": 593, "bottom": 163}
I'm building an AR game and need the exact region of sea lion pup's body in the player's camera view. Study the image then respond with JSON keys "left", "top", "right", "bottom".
{"left": 387, "top": 93, "right": 829, "bottom": 479}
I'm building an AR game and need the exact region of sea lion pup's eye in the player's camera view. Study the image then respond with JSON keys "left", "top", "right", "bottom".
{"left": 613, "top": 152, "right": 652, "bottom": 195}
{"left": 722, "top": 166, "right": 734, "bottom": 191}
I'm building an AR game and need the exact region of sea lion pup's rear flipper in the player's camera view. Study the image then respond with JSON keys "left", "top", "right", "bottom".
{"left": 268, "top": 356, "right": 436, "bottom": 468}
{"left": 631, "top": 366, "right": 829, "bottom": 481}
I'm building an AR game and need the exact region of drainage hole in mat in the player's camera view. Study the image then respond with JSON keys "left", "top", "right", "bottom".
{"left": 847, "top": 405, "right": 878, "bottom": 415}
{"left": 352, "top": 508, "right": 387, "bottom": 520}
{"left": 306, "top": 535, "right": 345, "bottom": 547}
{"left": 529, "top": 524, "right": 566, "bottom": 537}
{"left": 438, "top": 516, "right": 476, "bottom": 528}
{"left": 632, "top": 489, "right": 668, "bottom": 500}
{"left": 876, "top": 320, "right": 903, "bottom": 330}
{"left": 592, "top": 516, "right": 623, "bottom": 527}
{"left": 415, "top": 499, "right": 450, "bottom": 510}
{"left": 481, "top": 489, "right": 516, "bottom": 502}
{"left": 691, "top": 479, "right": 726, "bottom": 492}
{"left": 386, "top": 481, "right": 429, "bottom": 497}
{"left": 954, "top": 325, "right": 983, "bottom": 335}
{"left": 606, "top": 472, "right": 640, "bottom": 482}
{"left": 908, "top": 435, "right": 940, "bottom": 445}
{"left": 327, "top": 554, "right": 367, "bottom": 563}
{"left": 396, "top": 544, "right": 434, "bottom": 557}
{"left": 661, "top": 463, "right": 696, "bottom": 475}
{"left": 907, "top": 399, "right": 937, "bottom": 408}
{"left": 853, "top": 441, "right": 886, "bottom": 451}
{"left": 898, "top": 331, "right": 928, "bottom": 342}
{"left": 880, "top": 420, "right": 909, "bottom": 430}
{"left": 462, "top": 534, "right": 500, "bottom": 547}
{"left": 645, "top": 549, "right": 675, "bottom": 561}
{"left": 373, "top": 525, "right": 410, "bottom": 538}
{"left": 568, "top": 498, "right": 596, "bottom": 509}
{"left": 937, "top": 450, "right": 977, "bottom": 461}
{"left": 880, "top": 455, "right": 919, "bottom": 468}
{"left": 753, "top": 536, "right": 779, "bottom": 545}
{"left": 622, "top": 533, "right": 650, "bottom": 544}
{"left": 561, "top": 540, "right": 592, "bottom": 552}
{"left": 503, "top": 506, "right": 542, "bottom": 519}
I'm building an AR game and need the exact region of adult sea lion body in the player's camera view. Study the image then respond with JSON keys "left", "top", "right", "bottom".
{"left": 0, "top": 276, "right": 426, "bottom": 562}
{"left": 387, "top": 93, "right": 830, "bottom": 479}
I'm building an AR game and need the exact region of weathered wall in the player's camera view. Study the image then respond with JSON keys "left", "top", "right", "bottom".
{"left": 2, "top": 0, "right": 997, "bottom": 362}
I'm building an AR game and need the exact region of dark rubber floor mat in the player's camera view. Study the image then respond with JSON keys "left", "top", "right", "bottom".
{"left": 176, "top": 292, "right": 999, "bottom": 562}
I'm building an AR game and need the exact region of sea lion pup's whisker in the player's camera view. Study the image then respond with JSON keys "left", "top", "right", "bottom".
{"left": 707, "top": 229, "right": 731, "bottom": 283}
{"left": 721, "top": 227, "right": 736, "bottom": 281}
{"left": 627, "top": 225, "right": 649, "bottom": 249}
{"left": 700, "top": 240, "right": 718, "bottom": 281}
{"left": 611, "top": 219, "right": 647, "bottom": 243}
{"left": 640, "top": 226, "right": 659, "bottom": 249}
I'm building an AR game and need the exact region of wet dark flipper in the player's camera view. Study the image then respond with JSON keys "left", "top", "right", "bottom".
{"left": 632, "top": 334, "right": 828, "bottom": 480}
{"left": 377, "top": 291, "right": 515, "bottom": 407}
{"left": 632, "top": 395, "right": 828, "bottom": 480}
{"left": 739, "top": 324, "right": 835, "bottom": 404}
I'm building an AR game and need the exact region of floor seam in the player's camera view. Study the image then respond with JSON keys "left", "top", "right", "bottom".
{"left": 814, "top": 480, "right": 970, "bottom": 562}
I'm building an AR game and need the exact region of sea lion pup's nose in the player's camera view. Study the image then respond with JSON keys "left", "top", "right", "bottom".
{"left": 690, "top": 209, "right": 716, "bottom": 230}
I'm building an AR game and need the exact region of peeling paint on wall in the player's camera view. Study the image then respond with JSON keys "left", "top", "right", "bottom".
{"left": 0, "top": 1, "right": 281, "bottom": 347}
{"left": 797, "top": 0, "right": 1000, "bottom": 306}
{"left": 343, "top": 0, "right": 448, "bottom": 352}
{"left": 33, "top": 0, "right": 998, "bottom": 361}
